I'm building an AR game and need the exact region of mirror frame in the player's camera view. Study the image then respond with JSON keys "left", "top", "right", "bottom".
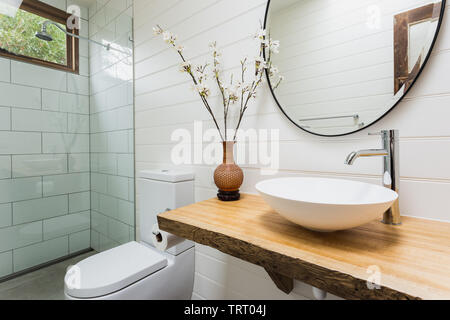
{"left": 264, "top": 0, "right": 447, "bottom": 137}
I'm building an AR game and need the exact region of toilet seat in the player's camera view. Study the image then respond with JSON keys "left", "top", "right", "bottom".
{"left": 65, "top": 242, "right": 167, "bottom": 299}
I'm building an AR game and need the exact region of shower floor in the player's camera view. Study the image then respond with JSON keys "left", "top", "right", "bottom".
{"left": 0, "top": 251, "right": 95, "bottom": 300}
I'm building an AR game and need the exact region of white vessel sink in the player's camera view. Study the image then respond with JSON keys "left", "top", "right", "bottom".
{"left": 256, "top": 177, "right": 398, "bottom": 232}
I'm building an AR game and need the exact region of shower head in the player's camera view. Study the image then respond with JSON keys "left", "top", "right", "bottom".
{"left": 35, "top": 22, "right": 53, "bottom": 41}
{"left": 35, "top": 31, "right": 53, "bottom": 41}
{"left": 35, "top": 20, "right": 129, "bottom": 54}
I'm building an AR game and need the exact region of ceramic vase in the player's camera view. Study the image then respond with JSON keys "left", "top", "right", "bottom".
{"left": 213, "top": 141, "right": 244, "bottom": 201}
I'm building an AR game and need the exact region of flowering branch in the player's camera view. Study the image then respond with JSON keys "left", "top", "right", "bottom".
{"left": 154, "top": 25, "right": 224, "bottom": 141}
{"left": 154, "top": 25, "right": 282, "bottom": 142}
{"left": 232, "top": 29, "right": 282, "bottom": 141}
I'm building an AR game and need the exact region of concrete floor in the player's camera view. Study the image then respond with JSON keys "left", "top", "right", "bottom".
{"left": 0, "top": 252, "right": 95, "bottom": 300}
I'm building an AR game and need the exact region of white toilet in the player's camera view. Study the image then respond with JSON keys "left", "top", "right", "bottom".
{"left": 64, "top": 170, "right": 195, "bottom": 300}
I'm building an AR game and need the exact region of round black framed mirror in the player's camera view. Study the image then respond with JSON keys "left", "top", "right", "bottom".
{"left": 264, "top": 0, "right": 446, "bottom": 137}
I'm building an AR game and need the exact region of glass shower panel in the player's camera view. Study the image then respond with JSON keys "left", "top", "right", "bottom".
{"left": 88, "top": 1, "right": 135, "bottom": 252}
{"left": 0, "top": 67, "right": 90, "bottom": 274}
{"left": 0, "top": 0, "right": 135, "bottom": 281}
{"left": 0, "top": 1, "right": 92, "bottom": 280}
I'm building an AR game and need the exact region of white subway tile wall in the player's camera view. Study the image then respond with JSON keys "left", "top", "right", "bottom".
{"left": 0, "top": 0, "right": 91, "bottom": 279}
{"left": 134, "top": 0, "right": 450, "bottom": 300}
{"left": 0, "top": 204, "right": 12, "bottom": 229}
{"left": 13, "top": 237, "right": 69, "bottom": 272}
{"left": 88, "top": 0, "right": 135, "bottom": 252}
{"left": 12, "top": 195, "right": 68, "bottom": 225}
{"left": 0, "top": 251, "right": 12, "bottom": 278}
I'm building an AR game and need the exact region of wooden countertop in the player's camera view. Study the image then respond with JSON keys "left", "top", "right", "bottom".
{"left": 158, "top": 194, "right": 450, "bottom": 300}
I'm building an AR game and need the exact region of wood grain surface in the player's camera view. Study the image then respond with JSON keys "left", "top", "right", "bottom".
{"left": 158, "top": 194, "right": 450, "bottom": 300}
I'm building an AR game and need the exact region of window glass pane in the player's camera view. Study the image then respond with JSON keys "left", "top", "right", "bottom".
{"left": 0, "top": 8, "right": 67, "bottom": 65}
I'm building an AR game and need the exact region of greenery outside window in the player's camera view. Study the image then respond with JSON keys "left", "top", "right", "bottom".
{"left": 0, "top": 0, "right": 79, "bottom": 73}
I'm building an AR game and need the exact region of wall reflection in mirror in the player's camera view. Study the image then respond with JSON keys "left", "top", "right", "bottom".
{"left": 265, "top": 0, "right": 445, "bottom": 136}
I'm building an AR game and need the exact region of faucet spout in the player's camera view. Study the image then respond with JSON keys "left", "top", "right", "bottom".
{"left": 344, "top": 130, "right": 401, "bottom": 225}
{"left": 345, "top": 149, "right": 388, "bottom": 165}
{"left": 345, "top": 152, "right": 358, "bottom": 165}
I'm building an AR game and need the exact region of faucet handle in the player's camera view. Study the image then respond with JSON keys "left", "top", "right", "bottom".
{"left": 369, "top": 130, "right": 393, "bottom": 136}
{"left": 369, "top": 130, "right": 398, "bottom": 138}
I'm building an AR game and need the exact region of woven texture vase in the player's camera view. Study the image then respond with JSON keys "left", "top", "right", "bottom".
{"left": 214, "top": 141, "right": 244, "bottom": 201}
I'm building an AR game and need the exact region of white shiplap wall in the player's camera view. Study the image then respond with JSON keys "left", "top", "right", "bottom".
{"left": 134, "top": 0, "right": 450, "bottom": 300}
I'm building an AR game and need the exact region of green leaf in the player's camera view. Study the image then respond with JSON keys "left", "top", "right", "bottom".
{"left": 0, "top": 9, "right": 67, "bottom": 65}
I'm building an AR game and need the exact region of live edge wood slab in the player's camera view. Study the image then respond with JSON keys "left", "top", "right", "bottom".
{"left": 157, "top": 194, "right": 450, "bottom": 300}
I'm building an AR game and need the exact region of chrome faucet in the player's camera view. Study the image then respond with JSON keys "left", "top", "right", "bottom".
{"left": 345, "top": 130, "right": 401, "bottom": 225}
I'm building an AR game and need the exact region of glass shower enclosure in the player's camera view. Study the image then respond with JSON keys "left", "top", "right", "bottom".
{"left": 0, "top": 0, "right": 135, "bottom": 281}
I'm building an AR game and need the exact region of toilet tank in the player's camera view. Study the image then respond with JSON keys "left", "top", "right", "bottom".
{"left": 137, "top": 170, "right": 195, "bottom": 254}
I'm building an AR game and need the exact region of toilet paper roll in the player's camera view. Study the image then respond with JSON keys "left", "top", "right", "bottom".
{"left": 151, "top": 224, "right": 185, "bottom": 251}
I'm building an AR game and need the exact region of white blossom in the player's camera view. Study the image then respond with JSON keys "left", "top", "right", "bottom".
{"left": 269, "top": 39, "right": 280, "bottom": 53}
{"left": 162, "top": 31, "right": 172, "bottom": 41}
{"left": 256, "top": 29, "right": 267, "bottom": 40}
{"left": 153, "top": 26, "right": 163, "bottom": 35}
{"left": 254, "top": 56, "right": 265, "bottom": 63}
{"left": 180, "top": 61, "right": 192, "bottom": 73}
{"left": 196, "top": 70, "right": 208, "bottom": 83}
{"left": 229, "top": 92, "right": 239, "bottom": 103}
{"left": 236, "top": 81, "right": 251, "bottom": 92}
{"left": 154, "top": 24, "right": 283, "bottom": 142}
{"left": 194, "top": 84, "right": 210, "bottom": 97}
{"left": 163, "top": 31, "right": 177, "bottom": 44}
{"left": 223, "top": 85, "right": 231, "bottom": 95}
{"left": 254, "top": 56, "right": 267, "bottom": 71}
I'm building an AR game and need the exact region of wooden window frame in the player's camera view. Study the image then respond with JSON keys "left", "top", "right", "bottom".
{"left": 0, "top": 0, "right": 79, "bottom": 74}
{"left": 393, "top": 3, "right": 441, "bottom": 93}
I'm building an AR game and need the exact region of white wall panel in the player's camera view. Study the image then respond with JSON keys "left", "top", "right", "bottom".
{"left": 135, "top": 0, "right": 450, "bottom": 300}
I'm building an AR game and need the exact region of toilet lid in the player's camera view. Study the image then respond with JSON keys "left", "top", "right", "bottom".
{"left": 65, "top": 242, "right": 167, "bottom": 298}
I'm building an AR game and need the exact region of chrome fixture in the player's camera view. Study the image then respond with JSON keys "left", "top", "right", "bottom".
{"left": 301, "top": 122, "right": 365, "bottom": 130}
{"left": 35, "top": 26, "right": 53, "bottom": 41}
{"left": 299, "top": 114, "right": 360, "bottom": 122}
{"left": 299, "top": 114, "right": 364, "bottom": 130}
{"left": 345, "top": 130, "right": 401, "bottom": 225}
{"left": 35, "top": 20, "right": 128, "bottom": 54}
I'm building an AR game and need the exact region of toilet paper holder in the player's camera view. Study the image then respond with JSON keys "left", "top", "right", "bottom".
{"left": 152, "top": 231, "right": 163, "bottom": 243}
{"left": 153, "top": 208, "right": 172, "bottom": 242}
